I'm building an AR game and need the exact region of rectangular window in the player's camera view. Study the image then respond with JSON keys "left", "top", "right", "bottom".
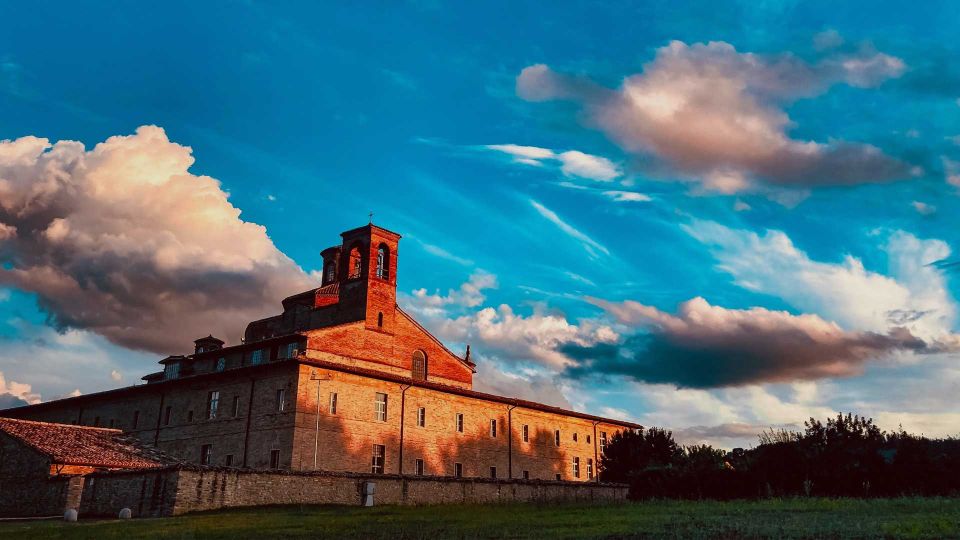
{"left": 201, "top": 444, "right": 212, "bottom": 465}
{"left": 283, "top": 342, "right": 298, "bottom": 359}
{"left": 270, "top": 449, "right": 280, "bottom": 469}
{"left": 164, "top": 362, "right": 180, "bottom": 379}
{"left": 250, "top": 349, "right": 263, "bottom": 365}
{"left": 417, "top": 407, "right": 426, "bottom": 427}
{"left": 232, "top": 395, "right": 240, "bottom": 417}
{"left": 555, "top": 429, "right": 561, "bottom": 446}
{"left": 454, "top": 462, "right": 463, "bottom": 478}
{"left": 489, "top": 466, "right": 497, "bottom": 479}
{"left": 456, "top": 413, "right": 464, "bottom": 433}
{"left": 587, "top": 458, "right": 594, "bottom": 480}
{"left": 415, "top": 458, "right": 424, "bottom": 476}
{"left": 490, "top": 419, "right": 497, "bottom": 438}
{"left": 225, "top": 454, "right": 234, "bottom": 467}
{"left": 556, "top": 473, "right": 562, "bottom": 481}
{"left": 216, "top": 357, "right": 226, "bottom": 372}
{"left": 573, "top": 457, "right": 580, "bottom": 478}
{"left": 329, "top": 392, "right": 338, "bottom": 414}
{"left": 276, "top": 389, "right": 286, "bottom": 412}
{"left": 207, "top": 391, "right": 220, "bottom": 419}
{"left": 523, "top": 470, "right": 530, "bottom": 480}
{"left": 600, "top": 432, "right": 607, "bottom": 451}
{"left": 522, "top": 424, "right": 529, "bottom": 442}
{"left": 132, "top": 410, "right": 140, "bottom": 429}
{"left": 164, "top": 406, "right": 172, "bottom": 426}
{"left": 371, "top": 444, "right": 385, "bottom": 474}
{"left": 375, "top": 393, "right": 387, "bottom": 422}
{"left": 573, "top": 433, "right": 578, "bottom": 442}
{"left": 587, "top": 435, "right": 591, "bottom": 444}
{"left": 187, "top": 410, "right": 194, "bottom": 423}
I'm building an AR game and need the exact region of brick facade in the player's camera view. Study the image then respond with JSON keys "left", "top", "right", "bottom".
{"left": 1, "top": 223, "right": 640, "bottom": 489}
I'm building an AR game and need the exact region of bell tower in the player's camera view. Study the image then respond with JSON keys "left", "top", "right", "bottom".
{"left": 336, "top": 224, "right": 400, "bottom": 332}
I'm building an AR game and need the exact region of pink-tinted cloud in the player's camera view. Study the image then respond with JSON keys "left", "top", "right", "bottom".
{"left": 566, "top": 297, "right": 930, "bottom": 388}
{"left": 517, "top": 41, "right": 911, "bottom": 192}
{"left": 0, "top": 126, "right": 316, "bottom": 354}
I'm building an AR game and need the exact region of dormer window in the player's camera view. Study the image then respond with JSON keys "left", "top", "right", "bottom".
{"left": 164, "top": 362, "right": 180, "bottom": 380}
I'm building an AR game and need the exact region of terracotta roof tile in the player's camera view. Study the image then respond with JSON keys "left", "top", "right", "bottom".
{"left": 0, "top": 417, "right": 173, "bottom": 469}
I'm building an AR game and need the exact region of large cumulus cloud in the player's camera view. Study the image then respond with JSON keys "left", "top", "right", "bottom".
{"left": 0, "top": 126, "right": 316, "bottom": 353}
{"left": 517, "top": 41, "right": 913, "bottom": 193}
{"left": 564, "top": 297, "right": 934, "bottom": 388}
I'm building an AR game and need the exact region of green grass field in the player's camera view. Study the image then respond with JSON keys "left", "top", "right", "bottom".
{"left": 1, "top": 498, "right": 958, "bottom": 539}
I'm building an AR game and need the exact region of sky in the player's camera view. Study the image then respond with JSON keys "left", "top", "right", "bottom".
{"left": 1, "top": 1, "right": 959, "bottom": 448}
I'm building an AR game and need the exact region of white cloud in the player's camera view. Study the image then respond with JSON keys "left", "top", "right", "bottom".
{"left": 0, "top": 126, "right": 317, "bottom": 353}
{"left": 733, "top": 199, "right": 751, "bottom": 212}
{"left": 530, "top": 200, "right": 610, "bottom": 257}
{"left": 556, "top": 151, "right": 621, "bottom": 181}
{"left": 944, "top": 157, "right": 960, "bottom": 188}
{"left": 912, "top": 201, "right": 936, "bottom": 215}
{"left": 0, "top": 370, "right": 41, "bottom": 407}
{"left": 602, "top": 190, "right": 651, "bottom": 202}
{"left": 685, "top": 221, "right": 955, "bottom": 339}
{"left": 517, "top": 41, "right": 909, "bottom": 193}
{"left": 110, "top": 369, "right": 122, "bottom": 381}
{"left": 402, "top": 270, "right": 498, "bottom": 317}
{"left": 485, "top": 144, "right": 621, "bottom": 182}
{"left": 433, "top": 303, "right": 618, "bottom": 369}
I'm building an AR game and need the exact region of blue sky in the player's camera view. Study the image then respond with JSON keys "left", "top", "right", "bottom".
{"left": 1, "top": 1, "right": 959, "bottom": 447}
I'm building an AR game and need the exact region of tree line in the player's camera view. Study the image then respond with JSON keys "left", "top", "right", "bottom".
{"left": 599, "top": 413, "right": 960, "bottom": 499}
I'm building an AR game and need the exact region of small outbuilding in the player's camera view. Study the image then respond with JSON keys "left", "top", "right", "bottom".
{"left": 0, "top": 417, "right": 172, "bottom": 517}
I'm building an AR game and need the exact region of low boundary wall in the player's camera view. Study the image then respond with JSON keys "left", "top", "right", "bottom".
{"left": 79, "top": 466, "right": 628, "bottom": 517}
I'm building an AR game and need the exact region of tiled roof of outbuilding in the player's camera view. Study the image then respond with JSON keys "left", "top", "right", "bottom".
{"left": 0, "top": 417, "right": 173, "bottom": 469}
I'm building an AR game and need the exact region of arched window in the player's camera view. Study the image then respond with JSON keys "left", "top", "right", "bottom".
{"left": 377, "top": 312, "right": 383, "bottom": 327}
{"left": 411, "top": 350, "right": 427, "bottom": 381}
{"left": 348, "top": 245, "right": 363, "bottom": 279}
{"left": 323, "top": 261, "right": 336, "bottom": 284}
{"left": 375, "top": 244, "right": 389, "bottom": 280}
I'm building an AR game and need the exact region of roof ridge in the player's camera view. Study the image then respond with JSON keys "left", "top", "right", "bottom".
{"left": 0, "top": 416, "right": 123, "bottom": 433}
{"left": 395, "top": 305, "right": 475, "bottom": 372}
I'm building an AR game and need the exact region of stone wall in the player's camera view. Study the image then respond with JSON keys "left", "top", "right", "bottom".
{"left": 0, "top": 432, "right": 76, "bottom": 517}
{"left": 80, "top": 466, "right": 628, "bottom": 517}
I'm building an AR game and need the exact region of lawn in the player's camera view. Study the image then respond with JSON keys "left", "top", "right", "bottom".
{"left": 0, "top": 498, "right": 958, "bottom": 539}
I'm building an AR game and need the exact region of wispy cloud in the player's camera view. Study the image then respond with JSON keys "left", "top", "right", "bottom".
{"left": 602, "top": 190, "right": 651, "bottom": 202}
{"left": 530, "top": 200, "right": 610, "bottom": 257}
{"left": 414, "top": 239, "right": 474, "bottom": 266}
{"left": 486, "top": 144, "right": 621, "bottom": 182}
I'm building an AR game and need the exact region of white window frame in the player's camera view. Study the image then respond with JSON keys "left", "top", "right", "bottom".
{"left": 573, "top": 456, "right": 580, "bottom": 478}
{"left": 207, "top": 391, "right": 219, "bottom": 419}
{"left": 329, "top": 392, "right": 338, "bottom": 414}
{"left": 371, "top": 444, "right": 385, "bottom": 474}
{"left": 456, "top": 413, "right": 464, "bottom": 433}
{"left": 417, "top": 407, "right": 426, "bottom": 427}
{"left": 415, "top": 458, "right": 424, "bottom": 476}
{"left": 522, "top": 424, "right": 529, "bottom": 443}
{"left": 375, "top": 393, "right": 388, "bottom": 422}
{"left": 276, "top": 389, "right": 286, "bottom": 412}
{"left": 490, "top": 419, "right": 497, "bottom": 438}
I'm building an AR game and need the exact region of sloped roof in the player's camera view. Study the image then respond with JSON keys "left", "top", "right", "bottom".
{"left": 0, "top": 417, "right": 172, "bottom": 469}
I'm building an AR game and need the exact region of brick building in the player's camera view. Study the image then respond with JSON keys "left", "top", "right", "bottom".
{"left": 0, "top": 417, "right": 173, "bottom": 517}
{"left": 1, "top": 224, "right": 639, "bottom": 483}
